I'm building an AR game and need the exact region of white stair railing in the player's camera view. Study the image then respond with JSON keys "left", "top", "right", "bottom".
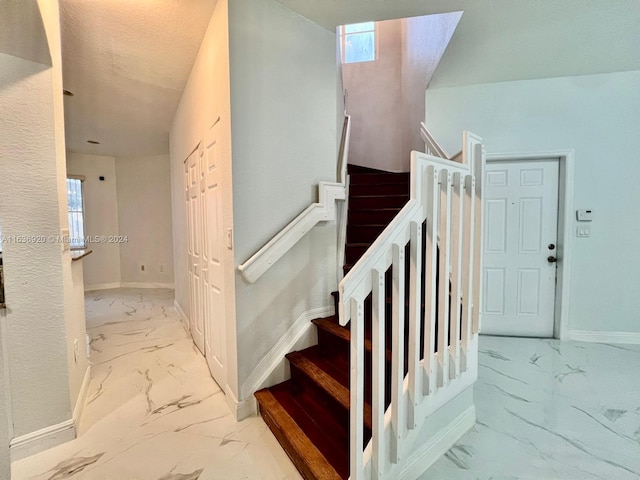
{"left": 338, "top": 130, "right": 485, "bottom": 479}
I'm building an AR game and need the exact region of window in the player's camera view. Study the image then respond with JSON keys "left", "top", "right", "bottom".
{"left": 340, "top": 22, "right": 376, "bottom": 64}
{"left": 67, "top": 177, "right": 86, "bottom": 249}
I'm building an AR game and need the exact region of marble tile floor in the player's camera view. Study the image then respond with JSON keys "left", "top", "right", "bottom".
{"left": 12, "top": 288, "right": 301, "bottom": 480}
{"left": 11, "top": 288, "right": 640, "bottom": 479}
{"left": 420, "top": 336, "right": 640, "bottom": 480}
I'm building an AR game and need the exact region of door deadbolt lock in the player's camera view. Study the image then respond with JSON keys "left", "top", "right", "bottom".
{"left": 548, "top": 256, "right": 557, "bottom": 263}
{"left": 548, "top": 244, "right": 556, "bottom": 250}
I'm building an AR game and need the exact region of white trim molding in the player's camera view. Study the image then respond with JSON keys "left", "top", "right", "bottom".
{"left": 10, "top": 365, "right": 92, "bottom": 461}
{"left": 120, "top": 282, "right": 175, "bottom": 289}
{"left": 241, "top": 306, "right": 332, "bottom": 400}
{"left": 224, "top": 384, "right": 258, "bottom": 422}
{"left": 568, "top": 330, "right": 640, "bottom": 345}
{"left": 486, "top": 150, "right": 575, "bottom": 341}
{"left": 84, "top": 282, "right": 121, "bottom": 291}
{"left": 85, "top": 282, "right": 175, "bottom": 291}
{"left": 72, "top": 366, "right": 91, "bottom": 430}
{"left": 399, "top": 406, "right": 476, "bottom": 480}
{"left": 174, "top": 300, "right": 188, "bottom": 328}
{"left": 10, "top": 419, "right": 76, "bottom": 462}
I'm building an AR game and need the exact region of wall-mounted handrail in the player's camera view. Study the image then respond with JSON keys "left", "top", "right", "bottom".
{"left": 238, "top": 114, "right": 352, "bottom": 284}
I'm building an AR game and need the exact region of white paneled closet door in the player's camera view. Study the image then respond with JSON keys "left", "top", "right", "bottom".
{"left": 186, "top": 148, "right": 205, "bottom": 353}
{"left": 201, "top": 121, "right": 226, "bottom": 386}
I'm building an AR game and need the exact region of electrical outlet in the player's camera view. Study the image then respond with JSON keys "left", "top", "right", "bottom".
{"left": 74, "top": 339, "right": 79, "bottom": 364}
{"left": 159, "top": 264, "right": 165, "bottom": 273}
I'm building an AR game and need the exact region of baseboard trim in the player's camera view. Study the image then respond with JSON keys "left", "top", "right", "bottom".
{"left": 174, "top": 300, "right": 188, "bottom": 328}
{"left": 10, "top": 366, "right": 92, "bottom": 461}
{"left": 84, "top": 282, "right": 121, "bottom": 291}
{"left": 224, "top": 384, "right": 257, "bottom": 422}
{"left": 399, "top": 405, "right": 476, "bottom": 480}
{"left": 120, "top": 282, "right": 175, "bottom": 289}
{"left": 73, "top": 366, "right": 91, "bottom": 428}
{"left": 10, "top": 419, "right": 76, "bottom": 462}
{"left": 240, "top": 305, "right": 332, "bottom": 399}
{"left": 85, "top": 282, "right": 175, "bottom": 291}
{"left": 568, "top": 330, "right": 640, "bottom": 345}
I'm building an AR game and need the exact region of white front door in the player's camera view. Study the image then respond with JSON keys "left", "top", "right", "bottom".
{"left": 187, "top": 149, "right": 205, "bottom": 353}
{"left": 201, "top": 121, "right": 226, "bottom": 386}
{"left": 482, "top": 159, "right": 559, "bottom": 337}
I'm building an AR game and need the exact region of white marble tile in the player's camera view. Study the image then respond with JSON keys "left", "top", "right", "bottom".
{"left": 12, "top": 289, "right": 640, "bottom": 479}
{"left": 420, "top": 336, "right": 640, "bottom": 480}
{"left": 12, "top": 288, "right": 301, "bottom": 480}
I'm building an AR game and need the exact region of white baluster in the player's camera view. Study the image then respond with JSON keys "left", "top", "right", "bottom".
{"left": 407, "top": 221, "right": 422, "bottom": 429}
{"left": 472, "top": 143, "right": 484, "bottom": 334}
{"left": 449, "top": 173, "right": 464, "bottom": 379}
{"left": 423, "top": 166, "right": 438, "bottom": 396}
{"left": 391, "top": 243, "right": 405, "bottom": 463}
{"left": 461, "top": 174, "right": 475, "bottom": 371}
{"left": 350, "top": 296, "right": 365, "bottom": 480}
{"left": 371, "top": 268, "right": 386, "bottom": 479}
{"left": 437, "top": 170, "right": 451, "bottom": 388}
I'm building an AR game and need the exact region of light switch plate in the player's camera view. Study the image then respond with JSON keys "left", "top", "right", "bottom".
{"left": 576, "top": 225, "right": 591, "bottom": 238}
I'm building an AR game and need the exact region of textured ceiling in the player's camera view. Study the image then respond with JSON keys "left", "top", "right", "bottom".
{"left": 275, "top": 0, "right": 640, "bottom": 86}
{"left": 60, "top": 0, "right": 216, "bottom": 157}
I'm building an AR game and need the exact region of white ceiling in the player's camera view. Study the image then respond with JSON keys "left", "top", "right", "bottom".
{"left": 275, "top": 0, "right": 640, "bottom": 86}
{"left": 60, "top": 0, "right": 216, "bottom": 157}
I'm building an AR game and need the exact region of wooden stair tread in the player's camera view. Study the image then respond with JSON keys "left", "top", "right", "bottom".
{"left": 313, "top": 317, "right": 393, "bottom": 362}
{"left": 287, "top": 348, "right": 373, "bottom": 431}
{"left": 269, "top": 382, "right": 349, "bottom": 479}
{"left": 255, "top": 389, "right": 343, "bottom": 480}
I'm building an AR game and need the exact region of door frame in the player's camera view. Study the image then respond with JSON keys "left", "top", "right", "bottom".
{"left": 485, "top": 150, "right": 575, "bottom": 341}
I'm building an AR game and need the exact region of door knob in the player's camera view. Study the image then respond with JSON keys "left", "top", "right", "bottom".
{"left": 548, "top": 256, "right": 557, "bottom": 263}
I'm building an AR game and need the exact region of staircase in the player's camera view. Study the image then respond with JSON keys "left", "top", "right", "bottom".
{"left": 254, "top": 131, "right": 484, "bottom": 480}
{"left": 255, "top": 165, "right": 411, "bottom": 480}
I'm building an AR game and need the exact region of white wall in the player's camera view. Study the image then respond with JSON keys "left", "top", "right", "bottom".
{"left": 0, "top": 0, "right": 87, "bottom": 450}
{"left": 66, "top": 152, "right": 121, "bottom": 287}
{"left": 228, "top": 0, "right": 338, "bottom": 399}
{"left": 170, "top": 0, "right": 238, "bottom": 395}
{"left": 116, "top": 154, "right": 174, "bottom": 285}
{"left": 426, "top": 70, "right": 640, "bottom": 334}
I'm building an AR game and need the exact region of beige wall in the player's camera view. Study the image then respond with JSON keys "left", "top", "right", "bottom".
{"left": 116, "top": 154, "right": 174, "bottom": 285}
{"left": 66, "top": 152, "right": 174, "bottom": 288}
{"left": 342, "top": 14, "right": 460, "bottom": 172}
{"left": 342, "top": 19, "right": 404, "bottom": 171}
{"left": 66, "top": 152, "right": 121, "bottom": 287}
